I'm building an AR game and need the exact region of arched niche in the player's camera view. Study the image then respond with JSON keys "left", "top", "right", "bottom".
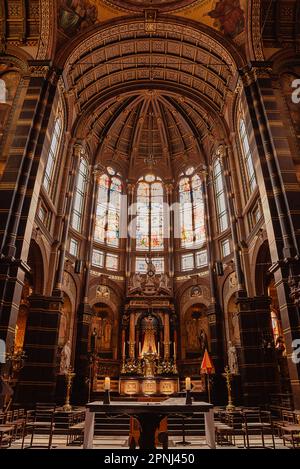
{"left": 90, "top": 302, "right": 115, "bottom": 358}
{"left": 14, "top": 240, "right": 45, "bottom": 351}
{"left": 183, "top": 303, "right": 210, "bottom": 360}
{"left": 58, "top": 293, "right": 73, "bottom": 348}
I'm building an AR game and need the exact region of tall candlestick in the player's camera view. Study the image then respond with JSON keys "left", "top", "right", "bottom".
{"left": 173, "top": 341, "right": 176, "bottom": 358}
{"left": 139, "top": 342, "right": 141, "bottom": 356}
{"left": 104, "top": 377, "right": 111, "bottom": 391}
{"left": 158, "top": 342, "right": 160, "bottom": 357}
{"left": 123, "top": 341, "right": 125, "bottom": 357}
{"left": 186, "top": 377, "right": 191, "bottom": 391}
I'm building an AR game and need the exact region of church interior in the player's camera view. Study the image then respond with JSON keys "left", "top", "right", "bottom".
{"left": 0, "top": 0, "right": 300, "bottom": 450}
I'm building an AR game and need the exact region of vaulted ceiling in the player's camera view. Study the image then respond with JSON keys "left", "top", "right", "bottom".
{"left": 60, "top": 19, "right": 241, "bottom": 177}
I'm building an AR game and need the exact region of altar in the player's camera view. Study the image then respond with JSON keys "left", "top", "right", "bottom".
{"left": 83, "top": 398, "right": 215, "bottom": 449}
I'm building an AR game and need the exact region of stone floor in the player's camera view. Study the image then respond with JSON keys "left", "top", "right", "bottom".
{"left": 9, "top": 435, "right": 289, "bottom": 450}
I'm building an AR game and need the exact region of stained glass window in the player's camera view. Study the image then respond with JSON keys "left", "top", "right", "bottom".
{"left": 43, "top": 117, "right": 63, "bottom": 193}
{"left": 182, "top": 253, "right": 194, "bottom": 271}
{"left": 136, "top": 257, "right": 164, "bottom": 274}
{"left": 92, "top": 249, "right": 105, "bottom": 268}
{"left": 196, "top": 250, "right": 208, "bottom": 268}
{"left": 213, "top": 159, "right": 229, "bottom": 233}
{"left": 239, "top": 119, "right": 257, "bottom": 193}
{"left": 136, "top": 175, "right": 164, "bottom": 251}
{"left": 69, "top": 239, "right": 79, "bottom": 257}
{"left": 71, "top": 157, "right": 89, "bottom": 232}
{"left": 179, "top": 168, "right": 206, "bottom": 248}
{"left": 106, "top": 253, "right": 119, "bottom": 271}
{"left": 94, "top": 169, "right": 122, "bottom": 247}
{"left": 221, "top": 238, "right": 231, "bottom": 257}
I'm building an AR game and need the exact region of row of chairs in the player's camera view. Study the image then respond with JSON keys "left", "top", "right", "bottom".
{"left": 0, "top": 404, "right": 86, "bottom": 449}
{"left": 215, "top": 409, "right": 276, "bottom": 448}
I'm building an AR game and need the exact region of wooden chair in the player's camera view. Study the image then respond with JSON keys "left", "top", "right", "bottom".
{"left": 22, "top": 403, "right": 56, "bottom": 449}
{"left": 242, "top": 410, "right": 275, "bottom": 449}
{"left": 0, "top": 424, "right": 15, "bottom": 449}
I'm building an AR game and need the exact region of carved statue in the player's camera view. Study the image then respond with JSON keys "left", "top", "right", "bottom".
{"left": 199, "top": 328, "right": 208, "bottom": 353}
{"left": 231, "top": 311, "right": 240, "bottom": 345}
{"left": 60, "top": 340, "right": 71, "bottom": 374}
{"left": 130, "top": 272, "right": 143, "bottom": 292}
{"left": 90, "top": 327, "right": 97, "bottom": 353}
{"left": 228, "top": 341, "right": 239, "bottom": 375}
{"left": 158, "top": 273, "right": 170, "bottom": 292}
{"left": 145, "top": 254, "right": 156, "bottom": 278}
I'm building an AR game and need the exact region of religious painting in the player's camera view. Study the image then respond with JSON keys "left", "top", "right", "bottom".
{"left": 91, "top": 303, "right": 113, "bottom": 352}
{"left": 185, "top": 305, "right": 210, "bottom": 355}
{"left": 58, "top": 0, "right": 98, "bottom": 35}
{"left": 207, "top": 0, "right": 245, "bottom": 38}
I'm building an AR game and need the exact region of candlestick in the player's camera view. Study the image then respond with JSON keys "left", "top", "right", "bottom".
{"left": 123, "top": 341, "right": 126, "bottom": 358}
{"left": 104, "top": 377, "right": 111, "bottom": 390}
{"left": 185, "top": 377, "right": 191, "bottom": 391}
{"left": 139, "top": 342, "right": 141, "bottom": 356}
{"left": 157, "top": 342, "right": 160, "bottom": 357}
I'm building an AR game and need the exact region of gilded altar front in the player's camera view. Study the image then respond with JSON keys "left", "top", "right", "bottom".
{"left": 119, "top": 377, "right": 179, "bottom": 396}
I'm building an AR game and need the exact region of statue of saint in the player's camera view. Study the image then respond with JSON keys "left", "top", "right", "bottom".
{"left": 90, "top": 327, "right": 98, "bottom": 353}
{"left": 102, "top": 319, "right": 112, "bottom": 350}
{"left": 145, "top": 254, "right": 156, "bottom": 278}
{"left": 130, "top": 272, "right": 143, "bottom": 292}
{"left": 159, "top": 274, "right": 170, "bottom": 292}
{"left": 60, "top": 340, "right": 71, "bottom": 374}
{"left": 199, "top": 328, "right": 208, "bottom": 353}
{"left": 228, "top": 341, "right": 239, "bottom": 375}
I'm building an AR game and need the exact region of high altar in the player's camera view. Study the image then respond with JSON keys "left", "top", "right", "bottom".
{"left": 119, "top": 257, "right": 179, "bottom": 396}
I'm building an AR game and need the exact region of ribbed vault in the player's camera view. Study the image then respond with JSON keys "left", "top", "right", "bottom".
{"left": 58, "top": 18, "right": 245, "bottom": 177}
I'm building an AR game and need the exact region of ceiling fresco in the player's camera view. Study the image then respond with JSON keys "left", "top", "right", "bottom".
{"left": 58, "top": 0, "right": 247, "bottom": 40}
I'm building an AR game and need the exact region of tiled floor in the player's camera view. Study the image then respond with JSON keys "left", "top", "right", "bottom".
{"left": 9, "top": 435, "right": 289, "bottom": 450}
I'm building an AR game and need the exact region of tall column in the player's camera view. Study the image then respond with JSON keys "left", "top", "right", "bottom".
{"left": 201, "top": 169, "right": 225, "bottom": 401}
{"left": 73, "top": 169, "right": 98, "bottom": 404}
{"left": 218, "top": 145, "right": 246, "bottom": 296}
{"left": 165, "top": 184, "right": 174, "bottom": 277}
{"left": 53, "top": 144, "right": 84, "bottom": 295}
{"left": 241, "top": 64, "right": 300, "bottom": 408}
{"left": 0, "top": 62, "right": 58, "bottom": 356}
{"left": 164, "top": 314, "right": 170, "bottom": 360}
{"left": 129, "top": 312, "right": 135, "bottom": 359}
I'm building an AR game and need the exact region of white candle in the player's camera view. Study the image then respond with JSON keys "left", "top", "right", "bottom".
{"left": 186, "top": 377, "right": 191, "bottom": 391}
{"left": 104, "top": 377, "right": 111, "bottom": 391}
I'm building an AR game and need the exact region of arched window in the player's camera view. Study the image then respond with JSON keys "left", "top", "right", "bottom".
{"left": 71, "top": 157, "right": 89, "bottom": 232}
{"left": 94, "top": 167, "right": 122, "bottom": 247}
{"left": 179, "top": 168, "right": 206, "bottom": 248}
{"left": 0, "top": 79, "right": 7, "bottom": 103}
{"left": 136, "top": 175, "right": 164, "bottom": 251}
{"left": 43, "top": 117, "right": 63, "bottom": 192}
{"left": 213, "top": 158, "right": 229, "bottom": 232}
{"left": 239, "top": 118, "right": 257, "bottom": 193}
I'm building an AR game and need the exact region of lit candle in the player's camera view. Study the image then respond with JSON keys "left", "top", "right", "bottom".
{"left": 185, "top": 377, "right": 191, "bottom": 391}
{"left": 104, "top": 377, "right": 111, "bottom": 391}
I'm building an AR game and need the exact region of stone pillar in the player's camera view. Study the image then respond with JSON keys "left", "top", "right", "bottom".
{"left": 236, "top": 296, "right": 280, "bottom": 406}
{"left": 164, "top": 314, "right": 170, "bottom": 360}
{"left": 53, "top": 144, "right": 84, "bottom": 294}
{"left": 241, "top": 63, "right": 300, "bottom": 408}
{"left": 0, "top": 62, "right": 58, "bottom": 357}
{"left": 73, "top": 169, "right": 98, "bottom": 404}
{"left": 129, "top": 312, "right": 135, "bottom": 359}
{"left": 16, "top": 294, "right": 64, "bottom": 405}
